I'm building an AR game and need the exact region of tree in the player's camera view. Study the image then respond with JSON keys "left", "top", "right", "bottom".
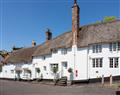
{"left": 103, "top": 16, "right": 117, "bottom": 22}
{"left": 94, "top": 16, "right": 117, "bottom": 24}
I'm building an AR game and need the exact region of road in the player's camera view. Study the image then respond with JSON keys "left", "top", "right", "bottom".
{"left": 0, "top": 80, "right": 119, "bottom": 95}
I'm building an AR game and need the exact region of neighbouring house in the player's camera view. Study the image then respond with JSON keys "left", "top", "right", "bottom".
{"left": 2, "top": 42, "right": 38, "bottom": 80}
{"left": 1, "top": 0, "right": 120, "bottom": 81}
{"left": 0, "top": 55, "right": 4, "bottom": 77}
{"left": 0, "top": 50, "right": 9, "bottom": 78}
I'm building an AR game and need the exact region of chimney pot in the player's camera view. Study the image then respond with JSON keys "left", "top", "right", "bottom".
{"left": 46, "top": 29, "right": 52, "bottom": 41}
{"left": 32, "top": 40, "right": 36, "bottom": 47}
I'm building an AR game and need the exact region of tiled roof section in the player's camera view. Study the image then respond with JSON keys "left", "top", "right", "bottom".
{"left": 32, "top": 32, "right": 72, "bottom": 57}
{"left": 5, "top": 46, "right": 39, "bottom": 64}
{"left": 78, "top": 20, "right": 120, "bottom": 47}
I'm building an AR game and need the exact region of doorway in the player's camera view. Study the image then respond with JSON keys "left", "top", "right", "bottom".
{"left": 61, "top": 62, "right": 68, "bottom": 77}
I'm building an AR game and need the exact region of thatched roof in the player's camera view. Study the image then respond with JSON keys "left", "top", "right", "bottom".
{"left": 5, "top": 46, "right": 38, "bottom": 64}
{"left": 78, "top": 20, "right": 120, "bottom": 47}
{"left": 32, "top": 32, "right": 72, "bottom": 57}
{"left": 33, "top": 20, "right": 120, "bottom": 56}
{"left": 5, "top": 20, "right": 120, "bottom": 63}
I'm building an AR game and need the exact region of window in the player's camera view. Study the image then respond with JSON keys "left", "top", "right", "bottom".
{"left": 50, "top": 64, "right": 58, "bottom": 73}
{"left": 118, "top": 42, "right": 120, "bottom": 51}
{"left": 61, "top": 48, "right": 67, "bottom": 55}
{"left": 109, "top": 42, "right": 120, "bottom": 51}
{"left": 0, "top": 65, "right": 2, "bottom": 72}
{"left": 109, "top": 43, "right": 112, "bottom": 51}
{"left": 11, "top": 70, "right": 14, "bottom": 74}
{"left": 92, "top": 59, "right": 95, "bottom": 68}
{"left": 113, "top": 43, "right": 116, "bottom": 51}
{"left": 43, "top": 66, "right": 47, "bottom": 71}
{"left": 110, "top": 58, "right": 113, "bottom": 68}
{"left": 42, "top": 56, "right": 46, "bottom": 60}
{"left": 114, "top": 58, "right": 119, "bottom": 68}
{"left": 92, "top": 58, "right": 103, "bottom": 68}
{"left": 35, "top": 68, "right": 40, "bottom": 73}
{"left": 62, "top": 62, "right": 67, "bottom": 69}
{"left": 100, "top": 59, "right": 103, "bottom": 67}
{"left": 92, "top": 44, "right": 102, "bottom": 53}
{"left": 51, "top": 49, "right": 58, "bottom": 54}
{"left": 109, "top": 58, "right": 119, "bottom": 68}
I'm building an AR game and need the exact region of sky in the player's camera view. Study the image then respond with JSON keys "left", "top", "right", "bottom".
{"left": 0, "top": 0, "right": 120, "bottom": 51}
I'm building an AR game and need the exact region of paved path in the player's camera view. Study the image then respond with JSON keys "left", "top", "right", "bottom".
{"left": 0, "top": 80, "right": 119, "bottom": 95}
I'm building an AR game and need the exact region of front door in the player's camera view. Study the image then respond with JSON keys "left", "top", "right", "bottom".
{"left": 61, "top": 62, "right": 68, "bottom": 77}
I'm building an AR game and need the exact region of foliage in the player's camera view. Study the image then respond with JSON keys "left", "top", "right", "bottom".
{"left": 103, "top": 16, "right": 117, "bottom": 22}
{"left": 36, "top": 68, "right": 40, "bottom": 73}
{"left": 68, "top": 68, "right": 73, "bottom": 73}
{"left": 52, "top": 67, "right": 58, "bottom": 74}
{"left": 94, "top": 16, "right": 117, "bottom": 24}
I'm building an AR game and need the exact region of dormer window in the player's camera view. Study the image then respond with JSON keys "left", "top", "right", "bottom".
{"left": 92, "top": 44, "right": 102, "bottom": 53}
{"left": 61, "top": 48, "right": 67, "bottom": 55}
{"left": 42, "top": 56, "right": 46, "bottom": 60}
{"left": 109, "top": 42, "right": 120, "bottom": 51}
{"left": 51, "top": 48, "right": 58, "bottom": 54}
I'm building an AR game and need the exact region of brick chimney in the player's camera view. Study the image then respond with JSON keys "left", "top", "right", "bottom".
{"left": 32, "top": 40, "right": 36, "bottom": 47}
{"left": 72, "top": 0, "right": 80, "bottom": 45}
{"left": 46, "top": 29, "right": 52, "bottom": 41}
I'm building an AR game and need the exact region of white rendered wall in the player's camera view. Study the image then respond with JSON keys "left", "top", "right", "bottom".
{"left": 2, "top": 64, "right": 15, "bottom": 79}
{"left": 32, "top": 48, "right": 75, "bottom": 80}
{"left": 88, "top": 43, "right": 120, "bottom": 79}
{"left": 1, "top": 63, "right": 33, "bottom": 79}
{"left": 75, "top": 47, "right": 88, "bottom": 80}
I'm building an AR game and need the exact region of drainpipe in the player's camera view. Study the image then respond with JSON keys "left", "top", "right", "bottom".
{"left": 73, "top": 45, "right": 76, "bottom": 80}
{"left": 87, "top": 48, "right": 89, "bottom": 81}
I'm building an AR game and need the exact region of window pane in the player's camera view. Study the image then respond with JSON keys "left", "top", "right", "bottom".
{"left": 61, "top": 48, "right": 67, "bottom": 55}
{"left": 96, "top": 45, "right": 98, "bottom": 53}
{"left": 99, "top": 45, "right": 102, "bottom": 52}
{"left": 92, "top": 59, "right": 95, "bottom": 67}
{"left": 96, "top": 59, "right": 98, "bottom": 67}
{"left": 100, "top": 59, "right": 103, "bottom": 67}
{"left": 110, "top": 58, "right": 113, "bottom": 68}
{"left": 114, "top": 58, "right": 119, "bottom": 68}
{"left": 93, "top": 45, "right": 95, "bottom": 53}
{"left": 113, "top": 43, "right": 116, "bottom": 51}
{"left": 109, "top": 43, "right": 112, "bottom": 51}
{"left": 118, "top": 42, "right": 120, "bottom": 51}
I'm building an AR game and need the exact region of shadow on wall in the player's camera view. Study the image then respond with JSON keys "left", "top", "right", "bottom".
{"left": 116, "top": 91, "right": 120, "bottom": 95}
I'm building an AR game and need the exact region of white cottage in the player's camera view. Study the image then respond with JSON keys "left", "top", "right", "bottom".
{"left": 1, "top": 0, "right": 120, "bottom": 83}
{"left": 0, "top": 55, "right": 4, "bottom": 77}
{"left": 2, "top": 44, "right": 38, "bottom": 80}
{"left": 32, "top": 0, "right": 120, "bottom": 81}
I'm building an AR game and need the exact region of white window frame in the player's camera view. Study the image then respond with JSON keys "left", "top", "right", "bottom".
{"left": 109, "top": 57, "right": 119, "bottom": 68}
{"left": 92, "top": 44, "right": 102, "bottom": 53}
{"left": 61, "top": 48, "right": 67, "bottom": 55}
{"left": 109, "top": 42, "right": 120, "bottom": 52}
{"left": 92, "top": 58, "right": 103, "bottom": 68}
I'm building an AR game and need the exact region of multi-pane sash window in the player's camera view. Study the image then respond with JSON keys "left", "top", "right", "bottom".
{"left": 92, "top": 44, "right": 102, "bottom": 53}
{"left": 109, "top": 42, "right": 120, "bottom": 51}
{"left": 61, "top": 48, "right": 67, "bottom": 55}
{"left": 92, "top": 58, "right": 103, "bottom": 68}
{"left": 109, "top": 57, "right": 119, "bottom": 68}
{"left": 50, "top": 64, "right": 58, "bottom": 73}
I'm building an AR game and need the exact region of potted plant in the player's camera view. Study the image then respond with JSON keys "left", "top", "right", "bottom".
{"left": 52, "top": 66, "right": 58, "bottom": 84}
{"left": 68, "top": 68, "right": 73, "bottom": 85}
{"left": 36, "top": 68, "right": 41, "bottom": 81}
{"left": 68, "top": 68, "right": 73, "bottom": 73}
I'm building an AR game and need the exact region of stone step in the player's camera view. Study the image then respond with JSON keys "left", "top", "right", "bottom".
{"left": 55, "top": 77, "right": 67, "bottom": 86}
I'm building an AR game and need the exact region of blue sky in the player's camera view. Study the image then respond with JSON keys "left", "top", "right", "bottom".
{"left": 0, "top": 0, "right": 120, "bottom": 51}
